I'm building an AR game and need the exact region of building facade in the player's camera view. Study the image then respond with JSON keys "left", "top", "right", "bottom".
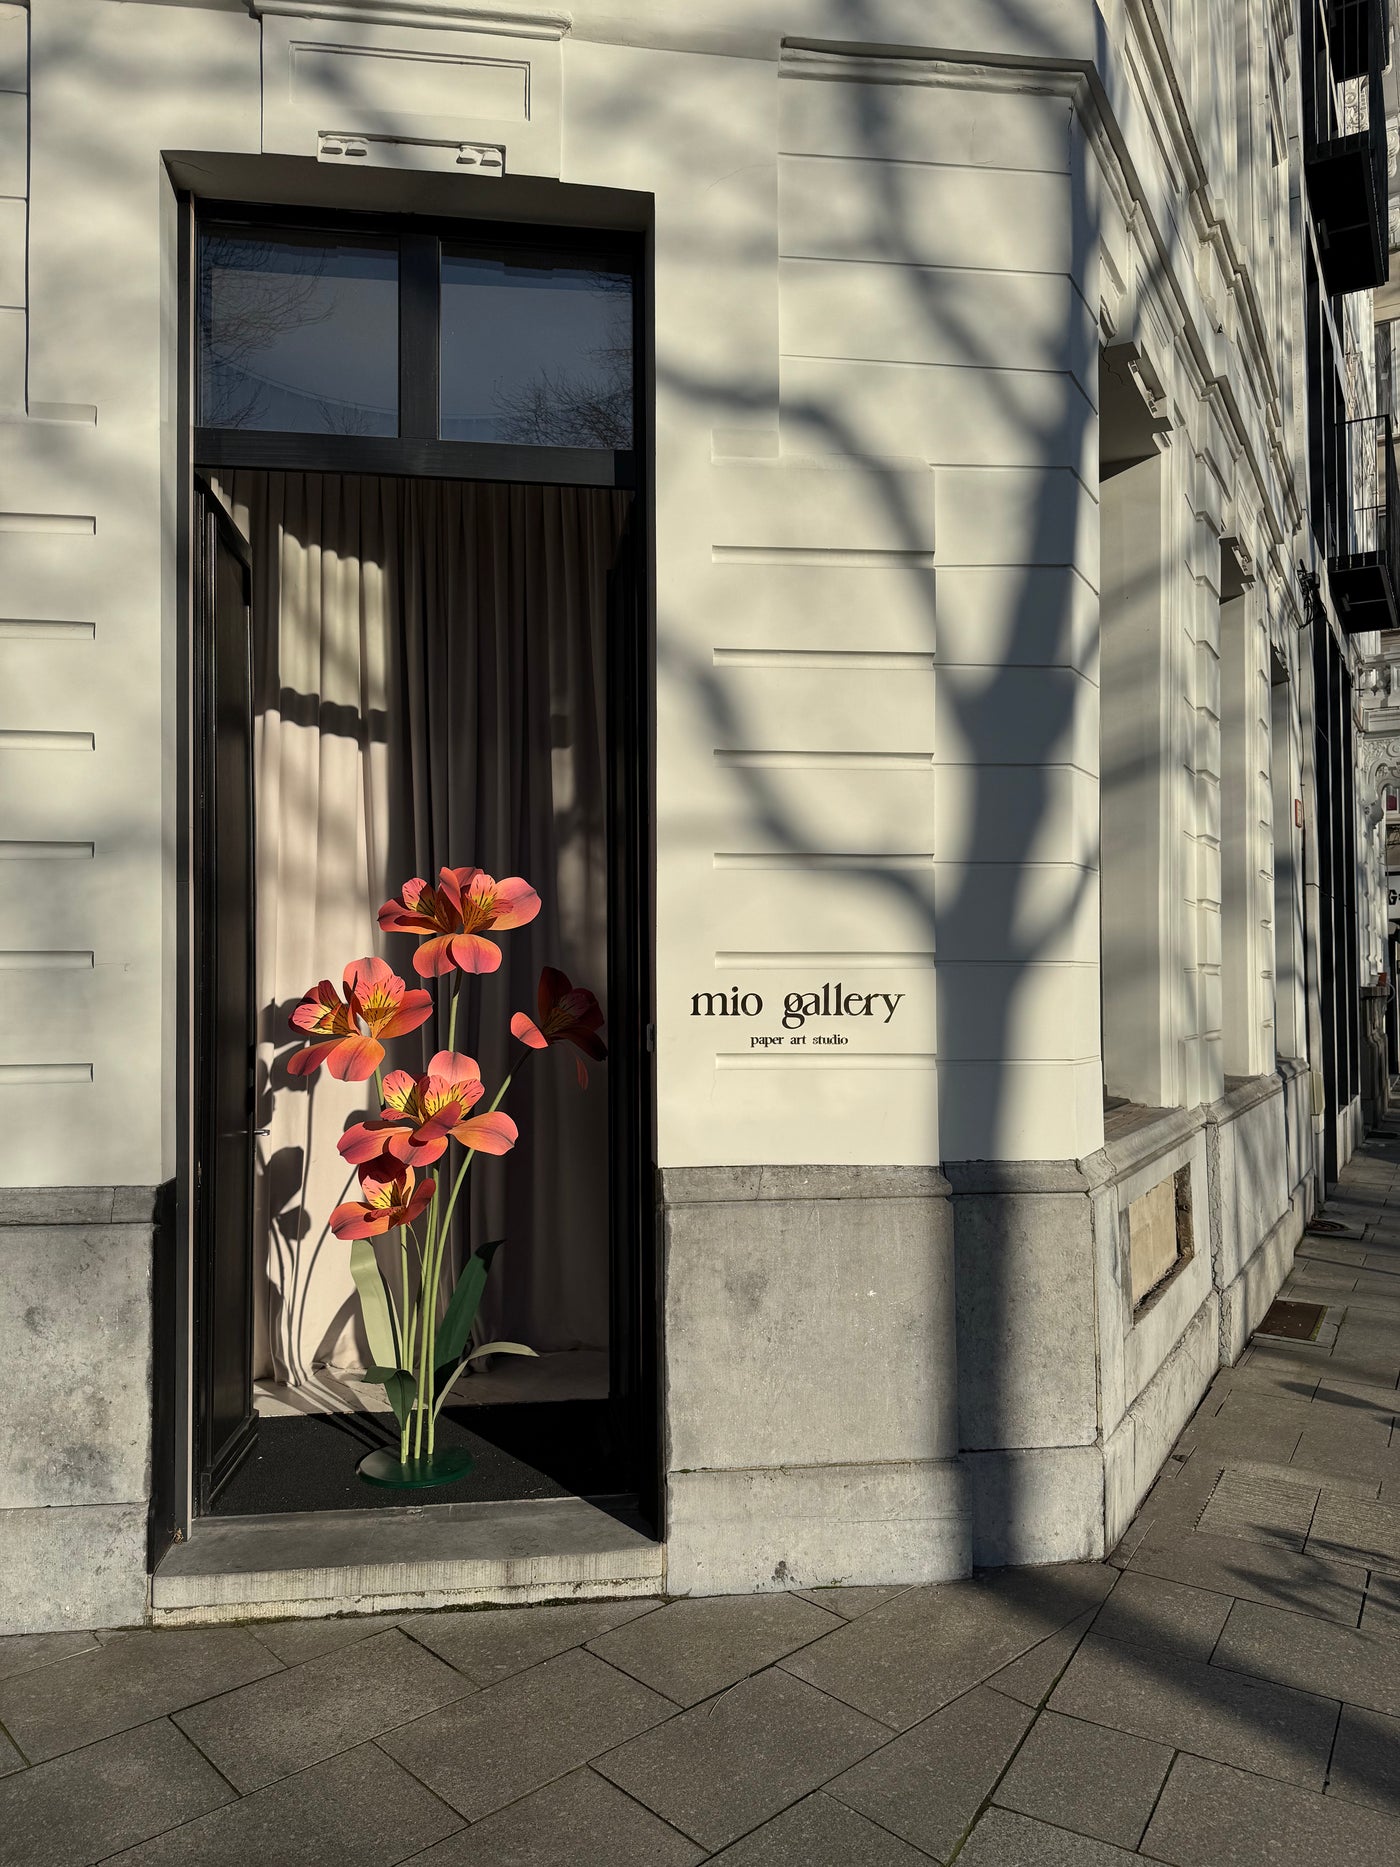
{"left": 0, "top": 0, "right": 1392, "bottom": 1634}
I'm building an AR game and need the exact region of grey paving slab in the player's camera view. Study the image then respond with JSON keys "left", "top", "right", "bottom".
{"left": 0, "top": 1727, "right": 25, "bottom": 1776}
{"left": 0, "top": 1717, "right": 233, "bottom": 1867}
{"left": 587, "top": 1592, "right": 841, "bottom": 1707}
{"left": 174, "top": 1627, "right": 472, "bottom": 1793}
{"left": 1185, "top": 1395, "right": 1308, "bottom": 1464}
{"left": 1360, "top": 1572, "right": 1400, "bottom": 1637}
{"left": 399, "top": 1767, "right": 703, "bottom": 1867}
{"left": 955, "top": 1806, "right": 1140, "bottom": 1865}
{"left": 594, "top": 1664, "right": 888, "bottom": 1853}
{"left": 1195, "top": 1469, "right": 1320, "bottom": 1550}
{"left": 1289, "top": 1417, "right": 1397, "bottom": 1489}
{"left": 1089, "top": 1567, "right": 1232, "bottom": 1661}
{"left": 986, "top": 1608, "right": 1097, "bottom": 1706}
{"left": 0, "top": 1625, "right": 282, "bottom": 1763}
{"left": 1309, "top": 1375, "right": 1400, "bottom": 1418}
{"left": 251, "top": 1613, "right": 403, "bottom": 1665}
{"left": 1327, "top": 1703, "right": 1400, "bottom": 1817}
{"left": 781, "top": 1563, "right": 1116, "bottom": 1730}
{"left": 1212, "top": 1597, "right": 1400, "bottom": 1717}
{"left": 104, "top": 1738, "right": 462, "bottom": 1867}
{"left": 401, "top": 1598, "right": 662, "bottom": 1685}
{"left": 827, "top": 1682, "right": 1033, "bottom": 1859}
{"left": 992, "top": 1707, "right": 1172, "bottom": 1850}
{"left": 1048, "top": 1633, "right": 1338, "bottom": 1788}
{"left": 0, "top": 1631, "right": 99, "bottom": 1684}
{"left": 1126, "top": 1527, "right": 1367, "bottom": 1623}
{"left": 705, "top": 1792, "right": 933, "bottom": 1866}
{"left": 1308, "top": 1490, "right": 1400, "bottom": 1572}
{"left": 794, "top": 1585, "right": 910, "bottom": 1620}
{"left": 378, "top": 1646, "right": 676, "bottom": 1821}
{"left": 1142, "top": 1751, "right": 1400, "bottom": 1866}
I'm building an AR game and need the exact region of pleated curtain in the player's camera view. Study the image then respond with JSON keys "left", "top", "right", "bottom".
{"left": 215, "top": 471, "right": 626, "bottom": 1387}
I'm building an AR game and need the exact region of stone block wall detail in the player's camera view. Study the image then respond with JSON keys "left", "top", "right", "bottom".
{"left": 0, "top": 1188, "right": 157, "bottom": 1633}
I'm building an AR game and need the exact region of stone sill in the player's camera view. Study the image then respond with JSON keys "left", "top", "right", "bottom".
{"left": 0, "top": 1185, "right": 163, "bottom": 1226}
{"left": 659, "top": 1165, "right": 951, "bottom": 1205}
{"left": 151, "top": 1495, "right": 664, "bottom": 1625}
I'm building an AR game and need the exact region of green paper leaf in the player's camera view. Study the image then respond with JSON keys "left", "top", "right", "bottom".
{"left": 349, "top": 1237, "right": 399, "bottom": 1371}
{"left": 466, "top": 1341, "right": 538, "bottom": 1361}
{"left": 434, "top": 1238, "right": 504, "bottom": 1370}
{"left": 353, "top": 1364, "right": 418, "bottom": 1428}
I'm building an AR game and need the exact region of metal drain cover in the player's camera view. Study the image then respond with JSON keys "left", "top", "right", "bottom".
{"left": 1308, "top": 1219, "right": 1350, "bottom": 1234}
{"left": 1258, "top": 1299, "right": 1327, "bottom": 1341}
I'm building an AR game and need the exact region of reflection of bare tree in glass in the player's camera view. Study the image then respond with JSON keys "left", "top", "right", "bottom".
{"left": 493, "top": 274, "right": 634, "bottom": 448}
{"left": 199, "top": 236, "right": 334, "bottom": 430}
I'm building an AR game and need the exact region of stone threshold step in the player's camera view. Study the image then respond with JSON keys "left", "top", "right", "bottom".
{"left": 152, "top": 1495, "right": 664, "bottom": 1626}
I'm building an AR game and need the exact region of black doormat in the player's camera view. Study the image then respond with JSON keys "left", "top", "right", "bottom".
{"left": 1257, "top": 1300, "right": 1327, "bottom": 1342}
{"left": 210, "top": 1410, "right": 569, "bottom": 1516}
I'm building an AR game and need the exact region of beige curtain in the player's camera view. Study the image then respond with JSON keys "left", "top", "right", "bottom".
{"left": 217, "top": 471, "right": 626, "bottom": 1386}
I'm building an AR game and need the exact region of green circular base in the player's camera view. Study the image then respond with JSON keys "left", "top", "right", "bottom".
{"left": 357, "top": 1445, "right": 476, "bottom": 1490}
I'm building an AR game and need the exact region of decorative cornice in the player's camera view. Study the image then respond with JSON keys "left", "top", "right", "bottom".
{"left": 247, "top": 2, "right": 571, "bottom": 38}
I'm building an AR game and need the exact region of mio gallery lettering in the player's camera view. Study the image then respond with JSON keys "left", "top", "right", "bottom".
{"left": 689, "top": 985, "right": 906, "bottom": 1030}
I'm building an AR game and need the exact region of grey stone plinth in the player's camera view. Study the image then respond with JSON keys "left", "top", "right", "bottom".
{"left": 666, "top": 1460, "right": 969, "bottom": 1596}
{"left": 0, "top": 1221, "right": 153, "bottom": 1509}
{"left": 0, "top": 1503, "right": 147, "bottom": 1634}
{"left": 659, "top": 1164, "right": 964, "bottom": 1594}
{"left": 950, "top": 1189, "right": 1098, "bottom": 1451}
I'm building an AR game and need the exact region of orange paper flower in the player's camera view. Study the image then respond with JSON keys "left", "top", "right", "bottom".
{"left": 329, "top": 1161, "right": 435, "bottom": 1241}
{"left": 338, "top": 1051, "right": 519, "bottom": 1168}
{"left": 511, "top": 966, "right": 607, "bottom": 1087}
{"left": 286, "top": 957, "right": 433, "bottom": 1081}
{"left": 378, "top": 866, "right": 541, "bottom": 977}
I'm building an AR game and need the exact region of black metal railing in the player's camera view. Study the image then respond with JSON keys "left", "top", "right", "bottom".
{"left": 1304, "top": 0, "right": 1389, "bottom": 294}
{"left": 1327, "top": 413, "right": 1400, "bottom": 630}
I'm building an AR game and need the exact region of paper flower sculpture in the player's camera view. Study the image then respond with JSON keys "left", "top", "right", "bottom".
{"left": 337, "top": 1051, "right": 519, "bottom": 1168}
{"left": 329, "top": 1161, "right": 436, "bottom": 1241}
{"left": 286, "top": 957, "right": 433, "bottom": 1080}
{"left": 511, "top": 966, "right": 609, "bottom": 1086}
{"left": 378, "top": 867, "right": 541, "bottom": 976}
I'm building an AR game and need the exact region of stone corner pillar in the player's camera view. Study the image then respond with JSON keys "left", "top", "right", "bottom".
{"left": 658, "top": 1164, "right": 968, "bottom": 1596}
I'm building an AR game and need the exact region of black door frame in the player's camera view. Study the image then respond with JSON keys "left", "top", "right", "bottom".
{"left": 168, "top": 194, "right": 659, "bottom": 1544}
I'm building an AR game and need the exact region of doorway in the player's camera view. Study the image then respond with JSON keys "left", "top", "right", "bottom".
{"left": 181, "top": 206, "right": 654, "bottom": 1534}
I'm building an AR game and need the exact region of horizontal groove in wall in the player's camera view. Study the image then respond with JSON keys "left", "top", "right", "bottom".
{"left": 714, "top": 851, "right": 935, "bottom": 871}
{"left": 0, "top": 950, "right": 94, "bottom": 969}
{"left": 714, "top": 748, "right": 934, "bottom": 770}
{"left": 0, "top": 514, "right": 96, "bottom": 535}
{"left": 712, "top": 545, "right": 935, "bottom": 568}
{"left": 0, "top": 620, "right": 95, "bottom": 640}
{"left": 716, "top": 1052, "right": 937, "bottom": 1070}
{"left": 716, "top": 950, "right": 937, "bottom": 968}
{"left": 0, "top": 1063, "right": 93, "bottom": 1085}
{"left": 0, "top": 730, "right": 95, "bottom": 751}
{"left": 0, "top": 841, "right": 95, "bottom": 859}
{"left": 713, "top": 648, "right": 936, "bottom": 671}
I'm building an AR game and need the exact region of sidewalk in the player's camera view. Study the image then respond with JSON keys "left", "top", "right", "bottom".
{"left": 5, "top": 1124, "right": 1400, "bottom": 1867}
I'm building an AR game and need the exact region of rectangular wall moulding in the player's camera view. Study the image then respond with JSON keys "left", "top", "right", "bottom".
{"left": 713, "top": 648, "right": 936, "bottom": 671}
{"left": 714, "top": 749, "right": 934, "bottom": 770}
{"left": 716, "top": 1052, "right": 938, "bottom": 1070}
{"left": 0, "top": 841, "right": 94, "bottom": 859}
{"left": 716, "top": 950, "right": 937, "bottom": 968}
{"left": 0, "top": 730, "right": 95, "bottom": 751}
{"left": 0, "top": 1063, "right": 93, "bottom": 1085}
{"left": 0, "top": 514, "right": 96, "bottom": 534}
{"left": 711, "top": 545, "right": 936, "bottom": 568}
{"left": 0, "top": 950, "right": 94, "bottom": 969}
{"left": 714, "top": 851, "right": 935, "bottom": 871}
{"left": 0, "top": 620, "right": 96, "bottom": 640}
